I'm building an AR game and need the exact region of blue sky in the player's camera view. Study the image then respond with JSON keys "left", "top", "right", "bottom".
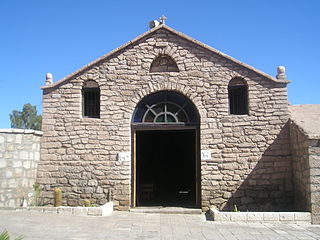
{"left": 1, "top": 0, "right": 319, "bottom": 128}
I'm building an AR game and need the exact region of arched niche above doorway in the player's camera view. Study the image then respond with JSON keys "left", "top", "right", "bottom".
{"left": 132, "top": 91, "right": 199, "bottom": 124}
{"left": 150, "top": 55, "right": 179, "bottom": 73}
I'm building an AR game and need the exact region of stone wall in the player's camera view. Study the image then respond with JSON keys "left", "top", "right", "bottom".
{"left": 290, "top": 121, "right": 320, "bottom": 224}
{"left": 0, "top": 129, "right": 42, "bottom": 207}
{"left": 290, "top": 122, "right": 310, "bottom": 212}
{"left": 39, "top": 27, "right": 292, "bottom": 211}
{"left": 309, "top": 139, "right": 320, "bottom": 224}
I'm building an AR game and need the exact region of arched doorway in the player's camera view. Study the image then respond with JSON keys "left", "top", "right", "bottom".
{"left": 131, "top": 91, "right": 200, "bottom": 208}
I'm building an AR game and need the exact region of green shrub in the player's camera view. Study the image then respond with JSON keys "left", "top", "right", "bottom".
{"left": 0, "top": 230, "right": 23, "bottom": 240}
{"left": 30, "top": 183, "right": 41, "bottom": 206}
{"left": 232, "top": 205, "right": 240, "bottom": 212}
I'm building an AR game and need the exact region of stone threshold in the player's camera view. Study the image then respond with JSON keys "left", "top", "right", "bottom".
{"left": 0, "top": 201, "right": 113, "bottom": 217}
{"left": 210, "top": 208, "right": 311, "bottom": 224}
{"left": 130, "top": 206, "right": 202, "bottom": 214}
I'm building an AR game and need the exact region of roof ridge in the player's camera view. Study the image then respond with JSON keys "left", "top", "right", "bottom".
{"left": 42, "top": 24, "right": 289, "bottom": 90}
{"left": 162, "top": 25, "right": 289, "bottom": 84}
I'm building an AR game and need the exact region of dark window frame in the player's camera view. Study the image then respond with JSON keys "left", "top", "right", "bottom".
{"left": 82, "top": 87, "right": 100, "bottom": 118}
{"left": 133, "top": 91, "right": 198, "bottom": 124}
{"left": 228, "top": 78, "right": 248, "bottom": 115}
{"left": 142, "top": 101, "right": 189, "bottom": 123}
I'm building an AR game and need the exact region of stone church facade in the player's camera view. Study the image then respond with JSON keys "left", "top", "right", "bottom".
{"left": 38, "top": 24, "right": 293, "bottom": 212}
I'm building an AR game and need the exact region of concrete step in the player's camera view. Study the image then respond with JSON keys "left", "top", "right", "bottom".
{"left": 130, "top": 207, "right": 202, "bottom": 214}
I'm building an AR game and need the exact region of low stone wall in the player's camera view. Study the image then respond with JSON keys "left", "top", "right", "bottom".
{"left": 210, "top": 208, "right": 311, "bottom": 224}
{"left": 0, "top": 129, "right": 42, "bottom": 207}
{"left": 2, "top": 201, "right": 114, "bottom": 216}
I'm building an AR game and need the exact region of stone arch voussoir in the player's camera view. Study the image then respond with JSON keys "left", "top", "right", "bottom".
{"left": 130, "top": 83, "right": 207, "bottom": 122}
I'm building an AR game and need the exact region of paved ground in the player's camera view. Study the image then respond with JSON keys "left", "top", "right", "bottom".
{"left": 1, "top": 210, "right": 320, "bottom": 240}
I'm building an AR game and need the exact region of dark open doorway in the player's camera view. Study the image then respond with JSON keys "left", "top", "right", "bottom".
{"left": 136, "top": 129, "right": 196, "bottom": 207}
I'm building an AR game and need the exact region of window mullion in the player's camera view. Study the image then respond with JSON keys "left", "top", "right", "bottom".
{"left": 164, "top": 103, "right": 167, "bottom": 123}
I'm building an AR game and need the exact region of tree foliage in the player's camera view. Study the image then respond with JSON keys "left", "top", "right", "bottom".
{"left": 10, "top": 103, "right": 42, "bottom": 130}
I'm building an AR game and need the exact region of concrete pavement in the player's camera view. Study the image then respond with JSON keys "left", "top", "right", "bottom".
{"left": 1, "top": 210, "right": 320, "bottom": 240}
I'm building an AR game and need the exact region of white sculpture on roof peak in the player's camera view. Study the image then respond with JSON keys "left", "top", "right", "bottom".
{"left": 276, "top": 66, "right": 286, "bottom": 80}
{"left": 45, "top": 72, "right": 53, "bottom": 85}
{"left": 149, "top": 15, "right": 167, "bottom": 29}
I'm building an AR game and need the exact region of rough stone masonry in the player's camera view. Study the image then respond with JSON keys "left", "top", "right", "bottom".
{"left": 289, "top": 104, "right": 320, "bottom": 224}
{"left": 0, "top": 129, "right": 42, "bottom": 207}
{"left": 38, "top": 24, "right": 293, "bottom": 212}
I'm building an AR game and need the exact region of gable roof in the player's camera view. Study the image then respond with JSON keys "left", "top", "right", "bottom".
{"left": 42, "top": 24, "right": 290, "bottom": 90}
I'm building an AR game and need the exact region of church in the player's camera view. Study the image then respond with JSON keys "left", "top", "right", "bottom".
{"left": 38, "top": 19, "right": 297, "bottom": 214}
